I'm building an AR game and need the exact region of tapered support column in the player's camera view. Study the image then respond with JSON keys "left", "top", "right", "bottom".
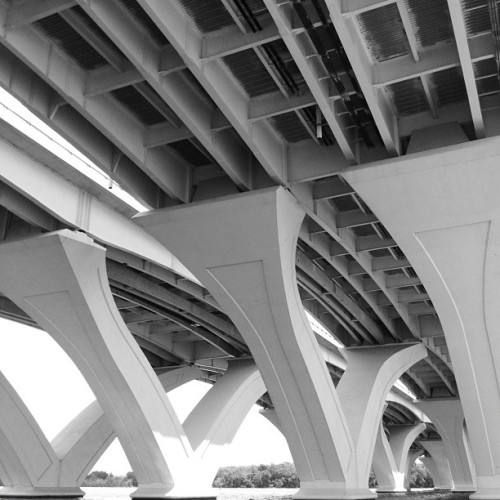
{"left": 344, "top": 137, "right": 500, "bottom": 499}
{"left": 373, "top": 424, "right": 425, "bottom": 492}
{"left": 0, "top": 364, "right": 201, "bottom": 498}
{"left": 136, "top": 187, "right": 427, "bottom": 499}
{"left": 372, "top": 424, "right": 397, "bottom": 492}
{"left": 183, "top": 359, "right": 266, "bottom": 488}
{"left": 417, "top": 399, "right": 476, "bottom": 492}
{"left": 421, "top": 441, "right": 453, "bottom": 490}
{"left": 337, "top": 344, "right": 426, "bottom": 491}
{"left": 137, "top": 187, "right": 355, "bottom": 499}
{"left": 404, "top": 450, "right": 423, "bottom": 490}
{"left": 0, "top": 231, "right": 199, "bottom": 499}
{"left": 0, "top": 371, "right": 83, "bottom": 499}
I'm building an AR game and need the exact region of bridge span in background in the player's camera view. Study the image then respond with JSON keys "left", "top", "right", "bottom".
{"left": 0, "top": 0, "right": 497, "bottom": 499}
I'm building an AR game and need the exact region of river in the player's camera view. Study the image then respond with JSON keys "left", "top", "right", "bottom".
{"left": 82, "top": 487, "right": 471, "bottom": 500}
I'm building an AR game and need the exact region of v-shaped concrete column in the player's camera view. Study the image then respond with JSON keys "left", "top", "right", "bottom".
{"left": 372, "top": 424, "right": 398, "bottom": 491}
{"left": 337, "top": 345, "right": 426, "bottom": 490}
{"left": 343, "top": 137, "right": 500, "bottom": 499}
{"left": 183, "top": 358, "right": 266, "bottom": 487}
{"left": 137, "top": 187, "right": 427, "bottom": 499}
{"left": 0, "top": 231, "right": 198, "bottom": 499}
{"left": 0, "top": 364, "right": 202, "bottom": 498}
{"left": 421, "top": 441, "right": 454, "bottom": 490}
{"left": 372, "top": 423, "right": 425, "bottom": 492}
{"left": 417, "top": 399, "right": 476, "bottom": 492}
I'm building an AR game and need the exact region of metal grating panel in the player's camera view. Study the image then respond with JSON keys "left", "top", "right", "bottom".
{"left": 178, "top": 0, "right": 235, "bottom": 33}
{"left": 223, "top": 49, "right": 279, "bottom": 97}
{"left": 33, "top": 14, "right": 108, "bottom": 70}
{"left": 357, "top": 3, "right": 411, "bottom": 62}
{"left": 405, "top": 0, "right": 453, "bottom": 47}
{"left": 118, "top": 0, "right": 169, "bottom": 45}
{"left": 431, "top": 67, "right": 467, "bottom": 107}
{"left": 385, "top": 78, "right": 429, "bottom": 116}
{"left": 272, "top": 111, "right": 311, "bottom": 143}
{"left": 463, "top": 1, "right": 491, "bottom": 37}
{"left": 111, "top": 85, "right": 167, "bottom": 125}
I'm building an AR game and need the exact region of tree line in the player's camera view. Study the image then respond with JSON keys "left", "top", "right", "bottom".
{"left": 81, "top": 462, "right": 434, "bottom": 488}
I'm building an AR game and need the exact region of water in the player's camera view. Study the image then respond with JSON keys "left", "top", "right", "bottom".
{"left": 82, "top": 487, "right": 472, "bottom": 500}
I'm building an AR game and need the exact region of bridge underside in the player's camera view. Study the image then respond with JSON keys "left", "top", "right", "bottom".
{"left": 0, "top": 0, "right": 497, "bottom": 498}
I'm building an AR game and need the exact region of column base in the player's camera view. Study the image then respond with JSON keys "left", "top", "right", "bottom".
{"left": 0, "top": 487, "right": 84, "bottom": 499}
{"left": 131, "top": 486, "right": 216, "bottom": 500}
{"left": 294, "top": 485, "right": 376, "bottom": 500}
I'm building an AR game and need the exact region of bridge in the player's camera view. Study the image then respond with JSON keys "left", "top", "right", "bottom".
{"left": 0, "top": 0, "right": 495, "bottom": 498}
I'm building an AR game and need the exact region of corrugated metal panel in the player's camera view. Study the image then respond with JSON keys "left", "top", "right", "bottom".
{"left": 474, "top": 57, "right": 497, "bottom": 77}
{"left": 477, "top": 75, "right": 500, "bottom": 95}
{"left": 33, "top": 14, "right": 108, "bottom": 70}
{"left": 111, "top": 85, "right": 166, "bottom": 125}
{"left": 431, "top": 67, "right": 467, "bottom": 107}
{"left": 475, "top": 58, "right": 500, "bottom": 95}
{"left": 272, "top": 111, "right": 311, "bottom": 143}
{"left": 118, "top": 0, "right": 169, "bottom": 45}
{"left": 70, "top": 6, "right": 126, "bottom": 59}
{"left": 385, "top": 78, "right": 429, "bottom": 116}
{"left": 463, "top": 1, "right": 491, "bottom": 37}
{"left": 178, "top": 0, "right": 235, "bottom": 33}
{"left": 357, "top": 3, "right": 411, "bottom": 62}
{"left": 223, "top": 49, "right": 279, "bottom": 97}
{"left": 405, "top": 0, "right": 453, "bottom": 47}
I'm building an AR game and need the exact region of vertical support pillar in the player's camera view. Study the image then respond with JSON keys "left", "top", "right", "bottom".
{"left": 417, "top": 399, "right": 476, "bottom": 492}
{"left": 372, "top": 424, "right": 397, "bottom": 492}
{"left": 421, "top": 441, "right": 454, "bottom": 490}
{"left": 404, "top": 449, "right": 423, "bottom": 490}
{"left": 0, "top": 231, "right": 199, "bottom": 499}
{"left": 344, "top": 138, "right": 500, "bottom": 499}
{"left": 137, "top": 187, "right": 355, "bottom": 499}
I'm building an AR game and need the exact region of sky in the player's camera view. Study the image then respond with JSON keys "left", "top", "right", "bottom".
{"left": 0, "top": 318, "right": 292, "bottom": 474}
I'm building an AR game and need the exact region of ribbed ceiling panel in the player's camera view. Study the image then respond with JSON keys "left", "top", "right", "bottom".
{"left": 223, "top": 49, "right": 279, "bottom": 97}
{"left": 272, "top": 111, "right": 311, "bottom": 143}
{"left": 405, "top": 0, "right": 453, "bottom": 47}
{"left": 462, "top": 1, "right": 491, "bottom": 37}
{"left": 357, "top": 3, "right": 411, "bottom": 62}
{"left": 118, "top": 0, "right": 169, "bottom": 45}
{"left": 178, "top": 0, "right": 235, "bottom": 33}
{"left": 111, "top": 85, "right": 166, "bottom": 125}
{"left": 431, "top": 67, "right": 467, "bottom": 107}
{"left": 385, "top": 78, "right": 429, "bottom": 116}
{"left": 33, "top": 14, "right": 108, "bottom": 70}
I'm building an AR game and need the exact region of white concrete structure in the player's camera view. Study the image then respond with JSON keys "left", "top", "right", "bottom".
{"left": 344, "top": 136, "right": 500, "bottom": 498}
{"left": 0, "top": 231, "right": 270, "bottom": 499}
{"left": 421, "top": 441, "right": 454, "bottom": 491}
{"left": 1, "top": 0, "right": 499, "bottom": 498}
{"left": 136, "top": 186, "right": 427, "bottom": 499}
{"left": 372, "top": 423, "right": 425, "bottom": 492}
